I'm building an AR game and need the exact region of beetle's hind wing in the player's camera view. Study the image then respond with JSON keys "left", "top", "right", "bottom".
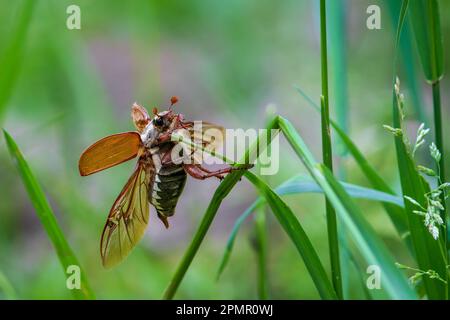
{"left": 182, "top": 121, "right": 225, "bottom": 165}
{"left": 100, "top": 157, "right": 155, "bottom": 268}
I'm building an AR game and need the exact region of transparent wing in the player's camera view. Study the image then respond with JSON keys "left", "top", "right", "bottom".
{"left": 100, "top": 158, "right": 154, "bottom": 268}
{"left": 185, "top": 121, "right": 225, "bottom": 164}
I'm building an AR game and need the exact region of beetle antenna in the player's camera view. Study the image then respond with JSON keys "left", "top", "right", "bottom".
{"left": 169, "top": 96, "right": 178, "bottom": 110}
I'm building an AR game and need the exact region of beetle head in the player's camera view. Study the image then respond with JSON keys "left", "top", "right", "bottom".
{"left": 135, "top": 97, "right": 181, "bottom": 148}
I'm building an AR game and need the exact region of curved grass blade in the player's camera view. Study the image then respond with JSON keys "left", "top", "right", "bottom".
{"left": 318, "top": 163, "right": 416, "bottom": 299}
{"left": 409, "top": 0, "right": 446, "bottom": 257}
{"left": 245, "top": 171, "right": 337, "bottom": 299}
{"left": 275, "top": 176, "right": 404, "bottom": 207}
{"left": 294, "top": 86, "right": 411, "bottom": 249}
{"left": 167, "top": 115, "right": 416, "bottom": 299}
{"left": 252, "top": 110, "right": 275, "bottom": 300}
{"left": 0, "top": 0, "right": 36, "bottom": 122}
{"left": 409, "top": 0, "right": 443, "bottom": 83}
{"left": 0, "top": 270, "right": 17, "bottom": 299}
{"left": 3, "top": 129, "right": 95, "bottom": 300}
{"left": 386, "top": 0, "right": 427, "bottom": 124}
{"left": 162, "top": 169, "right": 247, "bottom": 300}
{"left": 390, "top": 85, "right": 447, "bottom": 299}
{"left": 391, "top": 0, "right": 447, "bottom": 300}
{"left": 216, "top": 199, "right": 263, "bottom": 280}
{"left": 163, "top": 129, "right": 276, "bottom": 299}
{"left": 275, "top": 116, "right": 416, "bottom": 299}
{"left": 166, "top": 128, "right": 337, "bottom": 299}
{"left": 254, "top": 204, "right": 269, "bottom": 299}
{"left": 217, "top": 175, "right": 404, "bottom": 279}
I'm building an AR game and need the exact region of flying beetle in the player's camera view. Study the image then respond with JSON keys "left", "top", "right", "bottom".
{"left": 79, "top": 97, "right": 251, "bottom": 268}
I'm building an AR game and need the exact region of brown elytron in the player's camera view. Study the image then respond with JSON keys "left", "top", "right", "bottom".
{"left": 79, "top": 98, "right": 250, "bottom": 268}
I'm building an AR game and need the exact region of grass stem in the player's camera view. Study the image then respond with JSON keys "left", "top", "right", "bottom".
{"left": 162, "top": 170, "right": 244, "bottom": 300}
{"left": 255, "top": 205, "right": 269, "bottom": 299}
{"left": 320, "top": 0, "right": 342, "bottom": 299}
{"left": 432, "top": 82, "right": 446, "bottom": 203}
{"left": 431, "top": 80, "right": 448, "bottom": 295}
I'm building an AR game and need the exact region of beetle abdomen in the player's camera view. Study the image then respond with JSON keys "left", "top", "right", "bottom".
{"left": 150, "top": 163, "right": 186, "bottom": 217}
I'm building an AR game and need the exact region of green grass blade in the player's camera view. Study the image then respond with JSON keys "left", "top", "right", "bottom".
{"left": 254, "top": 204, "right": 269, "bottom": 299}
{"left": 320, "top": 0, "right": 342, "bottom": 299}
{"left": 0, "top": 0, "right": 36, "bottom": 121}
{"left": 162, "top": 170, "right": 246, "bottom": 300}
{"left": 409, "top": 1, "right": 446, "bottom": 243}
{"left": 409, "top": 0, "right": 447, "bottom": 292}
{"left": 216, "top": 199, "right": 263, "bottom": 281}
{"left": 386, "top": 0, "right": 427, "bottom": 124}
{"left": 216, "top": 175, "right": 404, "bottom": 279}
{"left": 318, "top": 164, "right": 417, "bottom": 299}
{"left": 431, "top": 82, "right": 446, "bottom": 211}
{"left": 252, "top": 111, "right": 274, "bottom": 300}
{"left": 3, "top": 129, "right": 95, "bottom": 300}
{"left": 390, "top": 86, "right": 447, "bottom": 299}
{"left": 167, "top": 125, "right": 337, "bottom": 299}
{"left": 392, "top": 0, "right": 447, "bottom": 300}
{"left": 166, "top": 114, "right": 416, "bottom": 299}
{"left": 245, "top": 171, "right": 337, "bottom": 300}
{"left": 409, "top": 0, "right": 443, "bottom": 83}
{"left": 328, "top": 0, "right": 349, "bottom": 157}
{"left": 276, "top": 116, "right": 416, "bottom": 299}
{"left": 162, "top": 129, "right": 275, "bottom": 299}
{"left": 0, "top": 270, "right": 17, "bottom": 299}
{"left": 295, "top": 86, "right": 411, "bottom": 248}
{"left": 276, "top": 176, "right": 404, "bottom": 207}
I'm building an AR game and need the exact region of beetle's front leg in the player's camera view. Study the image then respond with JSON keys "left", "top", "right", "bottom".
{"left": 183, "top": 164, "right": 253, "bottom": 180}
{"left": 155, "top": 117, "right": 192, "bottom": 145}
{"left": 154, "top": 131, "right": 173, "bottom": 145}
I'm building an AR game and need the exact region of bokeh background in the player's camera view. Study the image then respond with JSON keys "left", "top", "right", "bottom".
{"left": 0, "top": 0, "right": 449, "bottom": 299}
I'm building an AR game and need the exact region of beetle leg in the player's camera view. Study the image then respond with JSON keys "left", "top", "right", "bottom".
{"left": 155, "top": 132, "right": 173, "bottom": 145}
{"left": 183, "top": 164, "right": 253, "bottom": 180}
{"left": 196, "top": 165, "right": 226, "bottom": 179}
{"left": 159, "top": 145, "right": 196, "bottom": 166}
{"left": 160, "top": 149, "right": 173, "bottom": 165}
{"left": 155, "top": 125, "right": 190, "bottom": 145}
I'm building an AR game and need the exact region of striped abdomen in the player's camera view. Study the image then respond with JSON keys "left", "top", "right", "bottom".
{"left": 150, "top": 163, "right": 186, "bottom": 218}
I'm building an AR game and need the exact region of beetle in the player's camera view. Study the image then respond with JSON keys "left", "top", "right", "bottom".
{"left": 79, "top": 97, "right": 251, "bottom": 267}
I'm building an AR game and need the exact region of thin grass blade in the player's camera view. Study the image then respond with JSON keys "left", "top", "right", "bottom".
{"left": 392, "top": 0, "right": 447, "bottom": 300}
{"left": 0, "top": 0, "right": 36, "bottom": 121}
{"left": 390, "top": 86, "right": 447, "bottom": 299}
{"left": 245, "top": 171, "right": 337, "bottom": 300}
{"left": 0, "top": 270, "right": 17, "bottom": 300}
{"left": 409, "top": 0, "right": 443, "bottom": 83}
{"left": 386, "top": 0, "right": 427, "bottom": 124}
{"left": 216, "top": 175, "right": 404, "bottom": 279}
{"left": 295, "top": 86, "right": 411, "bottom": 248}
{"left": 276, "top": 116, "right": 416, "bottom": 299}
{"left": 254, "top": 204, "right": 269, "bottom": 299}
{"left": 162, "top": 129, "right": 277, "bottom": 299}
{"left": 320, "top": 0, "right": 342, "bottom": 299}
{"left": 3, "top": 129, "right": 95, "bottom": 300}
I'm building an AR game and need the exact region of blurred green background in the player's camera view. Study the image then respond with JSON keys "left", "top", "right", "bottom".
{"left": 0, "top": 0, "right": 449, "bottom": 299}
